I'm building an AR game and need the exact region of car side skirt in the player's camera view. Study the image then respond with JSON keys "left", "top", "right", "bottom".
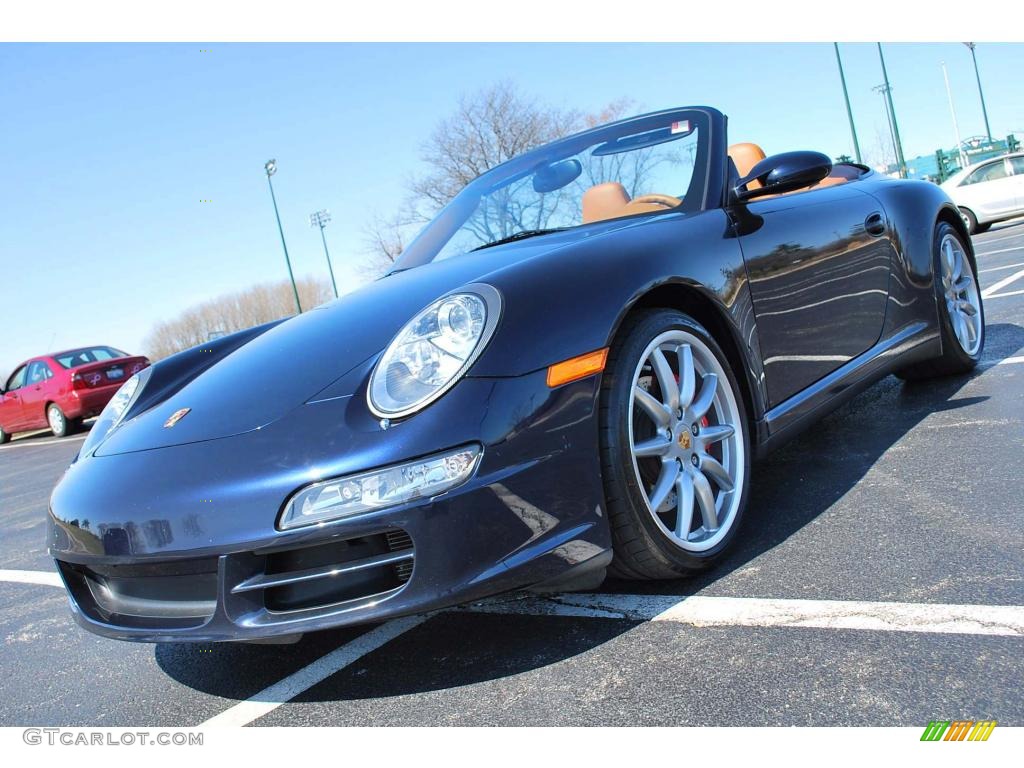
{"left": 755, "top": 321, "right": 940, "bottom": 456}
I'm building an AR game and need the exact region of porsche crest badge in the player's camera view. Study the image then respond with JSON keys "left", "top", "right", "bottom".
{"left": 164, "top": 408, "right": 191, "bottom": 428}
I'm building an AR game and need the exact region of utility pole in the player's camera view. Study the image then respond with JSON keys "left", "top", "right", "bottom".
{"left": 309, "top": 209, "right": 338, "bottom": 299}
{"left": 833, "top": 43, "right": 862, "bottom": 163}
{"left": 876, "top": 43, "right": 907, "bottom": 179}
{"left": 964, "top": 43, "right": 993, "bottom": 141}
{"left": 264, "top": 159, "right": 302, "bottom": 315}
{"left": 941, "top": 62, "right": 968, "bottom": 168}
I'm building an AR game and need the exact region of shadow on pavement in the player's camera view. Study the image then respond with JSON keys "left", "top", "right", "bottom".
{"left": 155, "top": 322, "right": 1024, "bottom": 701}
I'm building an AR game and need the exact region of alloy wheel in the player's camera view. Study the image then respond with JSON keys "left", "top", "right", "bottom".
{"left": 939, "top": 233, "right": 983, "bottom": 356}
{"left": 627, "top": 329, "right": 745, "bottom": 553}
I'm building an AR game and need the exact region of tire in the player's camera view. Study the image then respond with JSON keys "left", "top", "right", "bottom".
{"left": 959, "top": 207, "right": 979, "bottom": 235}
{"left": 975, "top": 222, "right": 992, "bottom": 234}
{"left": 47, "top": 404, "right": 69, "bottom": 438}
{"left": 897, "top": 222, "right": 984, "bottom": 380}
{"left": 599, "top": 309, "right": 751, "bottom": 579}
{"left": 0, "top": 426, "right": 10, "bottom": 445}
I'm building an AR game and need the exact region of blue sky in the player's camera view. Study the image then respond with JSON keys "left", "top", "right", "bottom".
{"left": 2, "top": 42, "right": 1022, "bottom": 378}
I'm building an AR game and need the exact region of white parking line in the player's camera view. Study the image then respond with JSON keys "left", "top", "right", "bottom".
{"left": 0, "top": 569, "right": 63, "bottom": 588}
{"left": 979, "top": 261, "right": 1024, "bottom": 274}
{"left": 981, "top": 268, "right": 1024, "bottom": 298}
{"left": 985, "top": 356, "right": 1024, "bottom": 366}
{"left": 200, "top": 616, "right": 427, "bottom": 727}
{"left": 0, "top": 435, "right": 86, "bottom": 451}
{"left": 975, "top": 246, "right": 1023, "bottom": 258}
{"left": 985, "top": 289, "right": 1024, "bottom": 300}
{"left": 974, "top": 229, "right": 1024, "bottom": 248}
{"left": 464, "top": 593, "right": 1024, "bottom": 636}
{"left": 3, "top": 572, "right": 1023, "bottom": 725}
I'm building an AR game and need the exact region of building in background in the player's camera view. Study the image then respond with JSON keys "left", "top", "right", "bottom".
{"left": 882, "top": 134, "right": 1020, "bottom": 182}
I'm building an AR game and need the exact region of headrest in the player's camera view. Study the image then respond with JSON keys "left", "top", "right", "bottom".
{"left": 728, "top": 142, "right": 767, "bottom": 189}
{"left": 582, "top": 182, "right": 631, "bottom": 224}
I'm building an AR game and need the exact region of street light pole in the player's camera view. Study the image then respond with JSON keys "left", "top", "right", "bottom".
{"left": 833, "top": 43, "right": 862, "bottom": 163}
{"left": 264, "top": 159, "right": 302, "bottom": 315}
{"left": 876, "top": 44, "right": 907, "bottom": 179}
{"left": 310, "top": 209, "right": 338, "bottom": 299}
{"left": 941, "top": 62, "right": 968, "bottom": 168}
{"left": 964, "top": 43, "right": 992, "bottom": 141}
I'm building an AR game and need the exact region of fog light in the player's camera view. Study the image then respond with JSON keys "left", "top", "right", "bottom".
{"left": 278, "top": 445, "right": 482, "bottom": 530}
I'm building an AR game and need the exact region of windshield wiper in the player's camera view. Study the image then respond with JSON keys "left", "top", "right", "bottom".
{"left": 471, "top": 228, "right": 565, "bottom": 252}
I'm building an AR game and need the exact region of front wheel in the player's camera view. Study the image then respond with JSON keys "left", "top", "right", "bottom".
{"left": 0, "top": 425, "right": 10, "bottom": 444}
{"left": 599, "top": 309, "right": 751, "bottom": 579}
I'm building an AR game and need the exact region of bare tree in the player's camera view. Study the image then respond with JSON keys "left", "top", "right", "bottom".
{"left": 143, "top": 276, "right": 333, "bottom": 360}
{"left": 360, "top": 82, "right": 636, "bottom": 276}
{"left": 864, "top": 122, "right": 896, "bottom": 173}
{"left": 359, "top": 206, "right": 419, "bottom": 279}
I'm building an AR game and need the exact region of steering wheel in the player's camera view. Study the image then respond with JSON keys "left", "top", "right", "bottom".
{"left": 628, "top": 194, "right": 682, "bottom": 209}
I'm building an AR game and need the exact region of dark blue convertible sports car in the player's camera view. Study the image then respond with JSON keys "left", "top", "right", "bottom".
{"left": 48, "top": 106, "right": 984, "bottom": 642}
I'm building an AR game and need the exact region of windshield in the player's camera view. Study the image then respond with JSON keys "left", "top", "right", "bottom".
{"left": 392, "top": 108, "right": 712, "bottom": 272}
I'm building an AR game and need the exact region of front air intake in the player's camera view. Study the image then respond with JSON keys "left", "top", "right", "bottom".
{"left": 230, "top": 529, "right": 415, "bottom": 613}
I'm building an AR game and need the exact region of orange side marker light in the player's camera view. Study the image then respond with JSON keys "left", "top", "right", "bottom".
{"left": 547, "top": 348, "right": 609, "bottom": 388}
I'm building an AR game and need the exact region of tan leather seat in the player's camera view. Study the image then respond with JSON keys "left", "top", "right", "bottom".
{"left": 728, "top": 142, "right": 767, "bottom": 190}
{"left": 582, "top": 182, "right": 631, "bottom": 223}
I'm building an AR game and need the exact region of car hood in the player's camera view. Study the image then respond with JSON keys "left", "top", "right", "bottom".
{"left": 94, "top": 222, "right": 635, "bottom": 456}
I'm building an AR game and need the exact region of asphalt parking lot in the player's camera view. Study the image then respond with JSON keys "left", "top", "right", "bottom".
{"left": 1, "top": 221, "right": 1022, "bottom": 727}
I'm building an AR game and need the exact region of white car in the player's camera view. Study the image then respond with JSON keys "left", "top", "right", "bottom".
{"left": 941, "top": 152, "right": 1024, "bottom": 234}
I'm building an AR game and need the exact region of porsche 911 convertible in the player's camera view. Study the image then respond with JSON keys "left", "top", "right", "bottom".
{"left": 48, "top": 106, "right": 984, "bottom": 642}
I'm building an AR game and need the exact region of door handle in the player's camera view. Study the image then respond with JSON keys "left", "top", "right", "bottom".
{"left": 865, "top": 212, "right": 886, "bottom": 237}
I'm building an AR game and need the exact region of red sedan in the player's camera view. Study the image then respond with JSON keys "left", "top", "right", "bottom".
{"left": 0, "top": 346, "right": 149, "bottom": 443}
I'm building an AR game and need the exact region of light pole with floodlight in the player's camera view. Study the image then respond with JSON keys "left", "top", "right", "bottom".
{"left": 876, "top": 44, "right": 907, "bottom": 179}
{"left": 310, "top": 209, "right": 338, "bottom": 299}
{"left": 964, "top": 43, "right": 993, "bottom": 142}
{"left": 264, "top": 159, "right": 302, "bottom": 314}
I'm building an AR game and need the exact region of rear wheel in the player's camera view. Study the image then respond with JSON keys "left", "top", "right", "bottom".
{"left": 47, "top": 404, "right": 69, "bottom": 438}
{"left": 599, "top": 309, "right": 750, "bottom": 578}
{"left": 897, "top": 222, "right": 984, "bottom": 380}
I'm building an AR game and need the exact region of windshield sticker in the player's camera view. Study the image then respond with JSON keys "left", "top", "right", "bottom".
{"left": 671, "top": 120, "right": 690, "bottom": 135}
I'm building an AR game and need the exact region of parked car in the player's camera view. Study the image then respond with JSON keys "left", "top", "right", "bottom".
{"left": 0, "top": 347, "right": 149, "bottom": 442}
{"left": 941, "top": 152, "right": 1024, "bottom": 234}
{"left": 49, "top": 106, "right": 983, "bottom": 643}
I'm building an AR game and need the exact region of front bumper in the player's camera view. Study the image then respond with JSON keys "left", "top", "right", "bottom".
{"left": 48, "top": 369, "right": 610, "bottom": 642}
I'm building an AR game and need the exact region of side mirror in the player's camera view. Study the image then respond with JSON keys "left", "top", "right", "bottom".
{"left": 733, "top": 150, "right": 832, "bottom": 202}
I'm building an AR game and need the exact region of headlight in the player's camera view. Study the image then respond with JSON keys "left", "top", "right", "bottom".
{"left": 368, "top": 284, "right": 501, "bottom": 418}
{"left": 278, "top": 444, "right": 482, "bottom": 530}
{"left": 79, "top": 368, "right": 148, "bottom": 455}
